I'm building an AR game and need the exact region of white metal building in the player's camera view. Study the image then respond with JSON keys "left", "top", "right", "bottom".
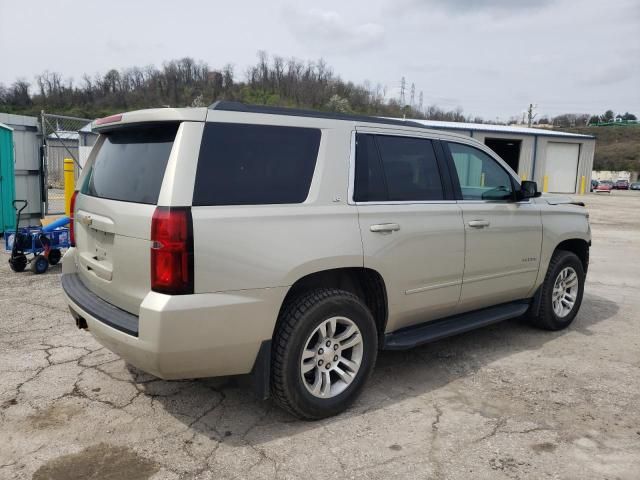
{"left": 398, "top": 119, "right": 596, "bottom": 194}
{"left": 0, "top": 112, "right": 43, "bottom": 222}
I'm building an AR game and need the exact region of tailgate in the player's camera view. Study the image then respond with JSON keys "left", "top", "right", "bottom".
{"left": 74, "top": 123, "right": 179, "bottom": 315}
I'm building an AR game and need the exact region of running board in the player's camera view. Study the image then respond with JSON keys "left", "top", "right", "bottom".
{"left": 383, "top": 301, "right": 530, "bottom": 350}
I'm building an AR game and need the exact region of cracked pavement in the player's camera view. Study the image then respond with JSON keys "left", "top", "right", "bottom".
{"left": 1, "top": 192, "right": 640, "bottom": 479}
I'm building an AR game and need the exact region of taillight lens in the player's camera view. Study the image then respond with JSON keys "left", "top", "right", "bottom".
{"left": 69, "top": 191, "right": 78, "bottom": 246}
{"left": 150, "top": 207, "right": 194, "bottom": 295}
{"left": 95, "top": 113, "right": 123, "bottom": 125}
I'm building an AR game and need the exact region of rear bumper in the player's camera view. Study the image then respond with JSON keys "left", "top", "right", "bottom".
{"left": 61, "top": 252, "right": 286, "bottom": 379}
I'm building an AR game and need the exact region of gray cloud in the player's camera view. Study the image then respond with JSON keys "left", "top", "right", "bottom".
{"left": 282, "top": 7, "right": 385, "bottom": 52}
{"left": 0, "top": 0, "right": 637, "bottom": 119}
{"left": 580, "top": 62, "right": 640, "bottom": 87}
{"left": 419, "top": 0, "right": 555, "bottom": 14}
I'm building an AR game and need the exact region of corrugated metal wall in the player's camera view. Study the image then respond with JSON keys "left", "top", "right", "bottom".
{"left": 46, "top": 138, "right": 79, "bottom": 189}
{"left": 533, "top": 137, "right": 596, "bottom": 193}
{"left": 0, "top": 113, "right": 43, "bottom": 222}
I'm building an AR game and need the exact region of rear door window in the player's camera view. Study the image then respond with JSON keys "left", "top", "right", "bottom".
{"left": 193, "top": 123, "right": 321, "bottom": 206}
{"left": 85, "top": 124, "right": 178, "bottom": 204}
{"left": 354, "top": 133, "right": 445, "bottom": 202}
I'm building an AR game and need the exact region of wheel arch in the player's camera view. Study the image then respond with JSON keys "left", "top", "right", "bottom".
{"left": 555, "top": 238, "right": 590, "bottom": 273}
{"left": 251, "top": 267, "right": 388, "bottom": 401}
{"left": 276, "top": 267, "right": 389, "bottom": 339}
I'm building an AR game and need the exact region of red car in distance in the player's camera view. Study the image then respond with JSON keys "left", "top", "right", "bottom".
{"left": 594, "top": 180, "right": 613, "bottom": 193}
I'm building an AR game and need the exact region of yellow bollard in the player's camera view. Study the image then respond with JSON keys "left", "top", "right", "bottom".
{"left": 64, "top": 158, "right": 75, "bottom": 216}
{"left": 580, "top": 176, "right": 586, "bottom": 195}
{"left": 542, "top": 175, "right": 549, "bottom": 193}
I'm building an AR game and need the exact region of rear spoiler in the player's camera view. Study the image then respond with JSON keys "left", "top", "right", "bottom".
{"left": 92, "top": 108, "right": 208, "bottom": 131}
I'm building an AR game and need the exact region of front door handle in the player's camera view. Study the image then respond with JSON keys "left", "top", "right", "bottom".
{"left": 468, "top": 220, "right": 490, "bottom": 228}
{"left": 370, "top": 223, "right": 400, "bottom": 233}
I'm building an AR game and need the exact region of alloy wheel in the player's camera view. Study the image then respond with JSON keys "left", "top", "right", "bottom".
{"left": 300, "top": 316, "right": 364, "bottom": 399}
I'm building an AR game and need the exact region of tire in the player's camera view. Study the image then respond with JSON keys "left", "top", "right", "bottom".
{"left": 271, "top": 288, "right": 378, "bottom": 420}
{"left": 48, "top": 248, "right": 62, "bottom": 265}
{"left": 9, "top": 254, "right": 27, "bottom": 272}
{"left": 31, "top": 255, "right": 49, "bottom": 274}
{"left": 528, "top": 250, "right": 585, "bottom": 330}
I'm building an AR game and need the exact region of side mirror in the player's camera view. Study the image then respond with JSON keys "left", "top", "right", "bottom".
{"left": 518, "top": 180, "right": 540, "bottom": 200}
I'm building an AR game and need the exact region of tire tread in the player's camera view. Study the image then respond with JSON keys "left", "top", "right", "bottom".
{"left": 271, "top": 288, "right": 374, "bottom": 419}
{"left": 529, "top": 249, "right": 583, "bottom": 330}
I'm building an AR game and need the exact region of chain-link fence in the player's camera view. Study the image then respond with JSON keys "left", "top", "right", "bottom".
{"left": 41, "top": 113, "right": 91, "bottom": 215}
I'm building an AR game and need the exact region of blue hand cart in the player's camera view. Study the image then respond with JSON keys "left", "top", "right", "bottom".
{"left": 5, "top": 200, "right": 70, "bottom": 274}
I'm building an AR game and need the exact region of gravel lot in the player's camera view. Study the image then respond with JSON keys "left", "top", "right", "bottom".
{"left": 1, "top": 191, "right": 639, "bottom": 480}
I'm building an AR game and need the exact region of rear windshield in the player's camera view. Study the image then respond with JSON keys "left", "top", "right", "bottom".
{"left": 193, "top": 123, "right": 321, "bottom": 206}
{"left": 84, "top": 124, "right": 178, "bottom": 204}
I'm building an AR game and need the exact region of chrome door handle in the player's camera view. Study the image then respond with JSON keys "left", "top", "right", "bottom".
{"left": 468, "top": 220, "right": 490, "bottom": 228}
{"left": 370, "top": 223, "right": 400, "bottom": 233}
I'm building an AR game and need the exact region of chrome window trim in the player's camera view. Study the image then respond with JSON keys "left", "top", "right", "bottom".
{"left": 454, "top": 199, "right": 532, "bottom": 205}
{"left": 347, "top": 129, "right": 356, "bottom": 205}
{"left": 348, "top": 127, "right": 526, "bottom": 206}
{"left": 355, "top": 200, "right": 458, "bottom": 206}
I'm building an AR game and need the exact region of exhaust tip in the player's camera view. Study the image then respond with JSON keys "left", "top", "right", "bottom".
{"left": 69, "top": 307, "right": 88, "bottom": 330}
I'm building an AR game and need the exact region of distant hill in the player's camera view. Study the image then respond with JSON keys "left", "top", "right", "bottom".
{"left": 0, "top": 55, "right": 467, "bottom": 123}
{"left": 566, "top": 125, "right": 640, "bottom": 172}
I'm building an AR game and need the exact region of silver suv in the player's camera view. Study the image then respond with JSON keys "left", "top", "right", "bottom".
{"left": 62, "top": 102, "right": 591, "bottom": 419}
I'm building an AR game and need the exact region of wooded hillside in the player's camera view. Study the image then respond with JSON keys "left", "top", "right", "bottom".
{"left": 0, "top": 54, "right": 467, "bottom": 122}
{"left": 2, "top": 52, "right": 637, "bottom": 172}
{"left": 567, "top": 125, "right": 640, "bottom": 171}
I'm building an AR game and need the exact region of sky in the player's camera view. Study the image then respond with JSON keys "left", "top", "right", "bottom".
{"left": 0, "top": 0, "right": 638, "bottom": 120}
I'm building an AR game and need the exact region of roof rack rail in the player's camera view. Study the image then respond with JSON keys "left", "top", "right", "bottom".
{"left": 208, "top": 101, "right": 429, "bottom": 129}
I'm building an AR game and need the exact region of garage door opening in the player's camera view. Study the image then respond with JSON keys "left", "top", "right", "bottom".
{"left": 485, "top": 138, "right": 521, "bottom": 173}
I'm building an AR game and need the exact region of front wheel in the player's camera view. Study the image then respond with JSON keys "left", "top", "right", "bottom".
{"left": 528, "top": 250, "right": 585, "bottom": 330}
{"left": 271, "top": 289, "right": 378, "bottom": 420}
{"left": 31, "top": 255, "right": 49, "bottom": 274}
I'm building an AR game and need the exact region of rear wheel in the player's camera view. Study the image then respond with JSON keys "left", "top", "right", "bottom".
{"left": 528, "top": 250, "right": 585, "bottom": 330}
{"left": 271, "top": 289, "right": 378, "bottom": 420}
{"left": 48, "top": 248, "right": 62, "bottom": 265}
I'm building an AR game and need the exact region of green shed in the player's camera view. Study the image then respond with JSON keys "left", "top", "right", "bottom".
{"left": 0, "top": 123, "right": 16, "bottom": 234}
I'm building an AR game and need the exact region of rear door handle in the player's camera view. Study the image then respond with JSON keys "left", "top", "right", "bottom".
{"left": 468, "top": 220, "right": 490, "bottom": 228}
{"left": 370, "top": 223, "right": 400, "bottom": 233}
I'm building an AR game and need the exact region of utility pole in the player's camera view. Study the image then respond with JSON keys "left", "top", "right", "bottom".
{"left": 418, "top": 91, "right": 424, "bottom": 113}
{"left": 410, "top": 83, "right": 415, "bottom": 107}
{"left": 527, "top": 103, "right": 537, "bottom": 127}
{"left": 400, "top": 77, "right": 406, "bottom": 105}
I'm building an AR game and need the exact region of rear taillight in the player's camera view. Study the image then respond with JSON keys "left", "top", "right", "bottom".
{"left": 150, "top": 207, "right": 194, "bottom": 295}
{"left": 69, "top": 190, "right": 78, "bottom": 246}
